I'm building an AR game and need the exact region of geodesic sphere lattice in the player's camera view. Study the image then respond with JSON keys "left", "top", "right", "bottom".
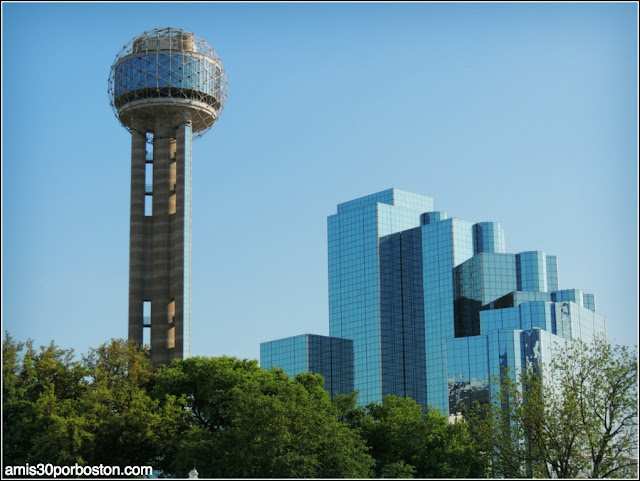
{"left": 108, "top": 27, "right": 227, "bottom": 139}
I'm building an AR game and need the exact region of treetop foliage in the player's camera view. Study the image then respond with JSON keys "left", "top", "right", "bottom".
{"left": 3, "top": 332, "right": 636, "bottom": 478}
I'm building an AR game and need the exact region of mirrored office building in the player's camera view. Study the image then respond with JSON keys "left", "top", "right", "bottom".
{"left": 260, "top": 334, "right": 354, "bottom": 399}
{"left": 261, "top": 189, "right": 606, "bottom": 416}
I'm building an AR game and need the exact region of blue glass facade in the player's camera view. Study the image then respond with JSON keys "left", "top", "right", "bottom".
{"left": 113, "top": 53, "right": 224, "bottom": 109}
{"left": 379, "top": 228, "right": 427, "bottom": 407}
{"left": 260, "top": 188, "right": 607, "bottom": 417}
{"left": 447, "top": 299, "right": 606, "bottom": 415}
{"left": 328, "top": 189, "right": 433, "bottom": 405}
{"left": 260, "top": 334, "right": 354, "bottom": 398}
{"left": 419, "top": 217, "right": 475, "bottom": 413}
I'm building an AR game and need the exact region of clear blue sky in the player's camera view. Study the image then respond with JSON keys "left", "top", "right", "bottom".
{"left": 2, "top": 2, "right": 638, "bottom": 361}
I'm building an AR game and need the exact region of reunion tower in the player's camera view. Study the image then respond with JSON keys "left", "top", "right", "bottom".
{"left": 108, "top": 27, "right": 227, "bottom": 366}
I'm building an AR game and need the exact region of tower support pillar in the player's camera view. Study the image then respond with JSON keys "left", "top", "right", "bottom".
{"left": 128, "top": 123, "right": 147, "bottom": 344}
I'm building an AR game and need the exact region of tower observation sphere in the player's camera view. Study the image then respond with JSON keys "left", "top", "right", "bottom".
{"left": 108, "top": 27, "right": 226, "bottom": 366}
{"left": 108, "top": 27, "right": 227, "bottom": 138}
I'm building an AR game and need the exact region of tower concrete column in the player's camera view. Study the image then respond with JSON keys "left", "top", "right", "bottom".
{"left": 172, "top": 122, "right": 192, "bottom": 359}
{"left": 128, "top": 122, "right": 147, "bottom": 344}
{"left": 150, "top": 125, "right": 175, "bottom": 366}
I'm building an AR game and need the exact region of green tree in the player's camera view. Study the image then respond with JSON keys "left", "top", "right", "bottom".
{"left": 360, "top": 396, "right": 424, "bottom": 476}
{"left": 351, "top": 395, "right": 488, "bottom": 478}
{"left": 2, "top": 334, "right": 92, "bottom": 466}
{"left": 416, "top": 408, "right": 489, "bottom": 478}
{"left": 549, "top": 335, "right": 638, "bottom": 478}
{"left": 152, "top": 356, "right": 374, "bottom": 478}
{"left": 333, "top": 390, "right": 368, "bottom": 430}
{"left": 380, "top": 460, "right": 417, "bottom": 478}
{"left": 465, "top": 367, "right": 579, "bottom": 478}
{"left": 80, "top": 338, "right": 187, "bottom": 468}
{"left": 466, "top": 335, "right": 638, "bottom": 478}
{"left": 2, "top": 335, "right": 186, "bottom": 471}
{"left": 465, "top": 395, "right": 529, "bottom": 478}
{"left": 3, "top": 333, "right": 34, "bottom": 465}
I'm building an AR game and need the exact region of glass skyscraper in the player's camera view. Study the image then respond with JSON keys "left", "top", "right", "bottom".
{"left": 260, "top": 188, "right": 607, "bottom": 416}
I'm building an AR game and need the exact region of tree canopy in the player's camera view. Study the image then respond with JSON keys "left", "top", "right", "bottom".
{"left": 2, "top": 335, "right": 373, "bottom": 478}
{"left": 151, "top": 356, "right": 374, "bottom": 478}
{"left": 2, "top": 334, "right": 184, "bottom": 471}
{"left": 334, "top": 393, "right": 488, "bottom": 478}
{"left": 3, "top": 332, "right": 636, "bottom": 478}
